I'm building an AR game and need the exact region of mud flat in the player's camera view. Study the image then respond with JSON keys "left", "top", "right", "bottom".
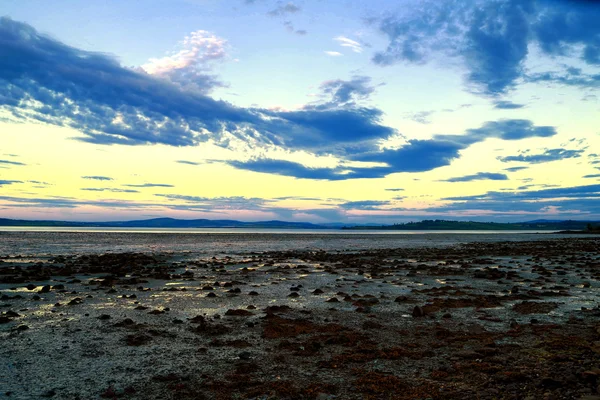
{"left": 2, "top": 237, "right": 600, "bottom": 399}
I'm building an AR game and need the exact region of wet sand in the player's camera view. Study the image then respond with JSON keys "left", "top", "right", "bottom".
{"left": 2, "top": 237, "right": 600, "bottom": 399}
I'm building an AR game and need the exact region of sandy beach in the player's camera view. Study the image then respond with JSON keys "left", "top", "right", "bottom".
{"left": 2, "top": 236, "right": 600, "bottom": 399}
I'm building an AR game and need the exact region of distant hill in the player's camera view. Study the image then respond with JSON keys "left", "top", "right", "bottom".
{"left": 1, "top": 217, "right": 599, "bottom": 231}
{"left": 342, "top": 219, "right": 600, "bottom": 231}
{"left": 0, "top": 217, "right": 328, "bottom": 229}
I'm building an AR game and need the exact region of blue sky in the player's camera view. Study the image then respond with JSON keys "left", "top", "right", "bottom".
{"left": 0, "top": 0, "right": 599, "bottom": 223}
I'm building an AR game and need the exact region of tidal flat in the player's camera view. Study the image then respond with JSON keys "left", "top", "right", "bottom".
{"left": 1, "top": 236, "right": 600, "bottom": 399}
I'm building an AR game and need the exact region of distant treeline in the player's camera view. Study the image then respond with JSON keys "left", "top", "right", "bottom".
{"left": 343, "top": 219, "right": 600, "bottom": 231}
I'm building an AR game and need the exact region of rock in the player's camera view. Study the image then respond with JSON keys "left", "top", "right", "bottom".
{"left": 238, "top": 351, "right": 252, "bottom": 360}
{"left": 97, "top": 314, "right": 111, "bottom": 320}
{"left": 52, "top": 284, "right": 65, "bottom": 290}
{"left": 206, "top": 292, "right": 217, "bottom": 298}
{"left": 248, "top": 291, "right": 259, "bottom": 296}
{"left": 26, "top": 284, "right": 36, "bottom": 290}
{"left": 39, "top": 285, "right": 51, "bottom": 293}
{"left": 326, "top": 297, "right": 339, "bottom": 303}
{"left": 134, "top": 305, "right": 148, "bottom": 310}
{"left": 0, "top": 316, "right": 11, "bottom": 324}
{"left": 126, "top": 333, "right": 152, "bottom": 346}
{"left": 148, "top": 309, "right": 165, "bottom": 315}
{"left": 172, "top": 319, "right": 184, "bottom": 324}
{"left": 225, "top": 309, "right": 253, "bottom": 316}
{"left": 114, "top": 318, "right": 135, "bottom": 327}
{"left": 442, "top": 313, "right": 452, "bottom": 319}
{"left": 312, "top": 289, "right": 324, "bottom": 295}
{"left": 32, "top": 295, "right": 41, "bottom": 301}
{"left": 540, "top": 377, "right": 563, "bottom": 389}
{"left": 40, "top": 389, "right": 56, "bottom": 397}
{"left": 16, "top": 325, "right": 29, "bottom": 331}
{"left": 412, "top": 306, "right": 425, "bottom": 317}
{"left": 288, "top": 292, "right": 300, "bottom": 298}
{"left": 67, "top": 298, "right": 83, "bottom": 306}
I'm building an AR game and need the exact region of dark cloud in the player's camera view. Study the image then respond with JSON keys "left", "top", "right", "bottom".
{"left": 441, "top": 172, "right": 509, "bottom": 182}
{"left": 123, "top": 183, "right": 175, "bottom": 188}
{"left": 431, "top": 184, "right": 600, "bottom": 216}
{"left": 526, "top": 70, "right": 600, "bottom": 88}
{"left": 229, "top": 119, "right": 557, "bottom": 180}
{"left": 385, "top": 188, "right": 405, "bottom": 192}
{"left": 498, "top": 148, "right": 584, "bottom": 163}
{"left": 339, "top": 200, "right": 390, "bottom": 210}
{"left": 494, "top": 100, "right": 526, "bottom": 109}
{"left": 504, "top": 166, "right": 529, "bottom": 172}
{"left": 267, "top": 2, "right": 301, "bottom": 17}
{"left": 176, "top": 160, "right": 200, "bottom": 165}
{"left": 372, "top": 0, "right": 600, "bottom": 95}
{"left": 312, "top": 76, "right": 378, "bottom": 108}
{"left": 0, "top": 18, "right": 394, "bottom": 154}
{"left": 583, "top": 174, "right": 600, "bottom": 178}
{"left": 82, "top": 176, "right": 113, "bottom": 181}
{"left": 226, "top": 158, "right": 389, "bottom": 180}
{"left": 444, "top": 184, "right": 600, "bottom": 201}
{"left": 0, "top": 159, "right": 26, "bottom": 166}
{"left": 0, "top": 180, "right": 23, "bottom": 185}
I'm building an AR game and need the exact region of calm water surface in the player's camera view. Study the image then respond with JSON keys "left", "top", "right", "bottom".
{"left": 0, "top": 227, "right": 590, "bottom": 257}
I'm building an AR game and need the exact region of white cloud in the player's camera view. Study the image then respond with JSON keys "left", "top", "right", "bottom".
{"left": 334, "top": 36, "right": 362, "bottom": 53}
{"left": 141, "top": 30, "right": 228, "bottom": 93}
{"left": 324, "top": 51, "right": 343, "bottom": 57}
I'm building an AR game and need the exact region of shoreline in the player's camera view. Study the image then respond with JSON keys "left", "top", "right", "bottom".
{"left": 2, "top": 237, "right": 600, "bottom": 399}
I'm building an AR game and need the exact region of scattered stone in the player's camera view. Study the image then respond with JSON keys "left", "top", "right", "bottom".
{"left": 412, "top": 306, "right": 425, "bottom": 317}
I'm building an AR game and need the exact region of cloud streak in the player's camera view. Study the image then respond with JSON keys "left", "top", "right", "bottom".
{"left": 498, "top": 148, "right": 585, "bottom": 164}
{"left": 441, "top": 172, "right": 509, "bottom": 182}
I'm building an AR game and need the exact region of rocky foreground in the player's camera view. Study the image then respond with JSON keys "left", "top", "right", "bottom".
{"left": 2, "top": 238, "right": 600, "bottom": 399}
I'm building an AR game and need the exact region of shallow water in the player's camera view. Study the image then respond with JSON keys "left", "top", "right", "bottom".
{"left": 0, "top": 229, "right": 594, "bottom": 257}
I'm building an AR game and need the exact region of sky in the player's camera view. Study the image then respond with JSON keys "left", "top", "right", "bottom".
{"left": 0, "top": 0, "right": 599, "bottom": 224}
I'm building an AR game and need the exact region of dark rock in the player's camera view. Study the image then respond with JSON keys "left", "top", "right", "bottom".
{"left": 97, "top": 314, "right": 111, "bottom": 320}
{"left": 312, "top": 289, "right": 324, "bottom": 295}
{"left": 288, "top": 292, "right": 300, "bottom": 298}
{"left": 412, "top": 306, "right": 425, "bottom": 317}
{"left": 238, "top": 351, "right": 252, "bottom": 360}
{"left": 26, "top": 284, "right": 36, "bottom": 290}
{"left": 126, "top": 333, "right": 152, "bottom": 346}
{"left": 39, "top": 285, "right": 51, "bottom": 293}
{"left": 225, "top": 309, "right": 253, "bottom": 317}
{"left": 67, "top": 298, "right": 82, "bottom": 306}
{"left": 114, "top": 318, "right": 135, "bottom": 327}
